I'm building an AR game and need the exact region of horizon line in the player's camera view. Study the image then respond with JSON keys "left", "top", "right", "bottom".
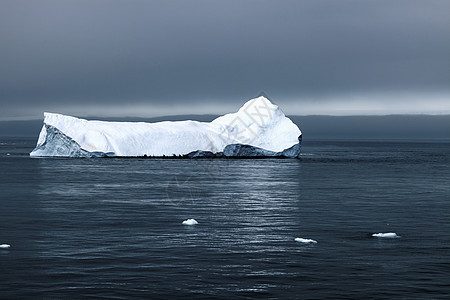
{"left": 1, "top": 112, "right": 450, "bottom": 122}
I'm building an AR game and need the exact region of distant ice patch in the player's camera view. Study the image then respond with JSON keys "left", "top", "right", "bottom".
{"left": 372, "top": 232, "right": 400, "bottom": 238}
{"left": 294, "top": 238, "right": 317, "bottom": 244}
{"left": 182, "top": 219, "right": 198, "bottom": 225}
{"left": 0, "top": 244, "right": 11, "bottom": 249}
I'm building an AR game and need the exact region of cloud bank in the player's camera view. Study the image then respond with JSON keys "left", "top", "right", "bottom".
{"left": 1, "top": 0, "right": 449, "bottom": 120}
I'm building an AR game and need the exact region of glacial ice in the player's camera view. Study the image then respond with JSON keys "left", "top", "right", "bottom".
{"left": 0, "top": 244, "right": 11, "bottom": 249}
{"left": 182, "top": 219, "right": 198, "bottom": 225}
{"left": 294, "top": 238, "right": 317, "bottom": 244}
{"left": 30, "top": 96, "right": 302, "bottom": 158}
{"left": 372, "top": 232, "right": 400, "bottom": 238}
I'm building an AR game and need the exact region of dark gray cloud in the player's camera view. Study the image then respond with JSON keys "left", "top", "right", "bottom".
{"left": 1, "top": 0, "right": 449, "bottom": 120}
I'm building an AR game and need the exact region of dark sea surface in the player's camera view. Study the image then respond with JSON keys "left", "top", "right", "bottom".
{"left": 0, "top": 138, "right": 449, "bottom": 299}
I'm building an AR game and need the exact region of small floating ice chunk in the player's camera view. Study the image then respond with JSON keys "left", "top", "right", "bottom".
{"left": 294, "top": 238, "right": 317, "bottom": 244}
{"left": 182, "top": 219, "right": 198, "bottom": 225}
{"left": 372, "top": 232, "right": 400, "bottom": 238}
{"left": 0, "top": 244, "right": 11, "bottom": 249}
{"left": 6, "top": 153, "right": 11, "bottom": 156}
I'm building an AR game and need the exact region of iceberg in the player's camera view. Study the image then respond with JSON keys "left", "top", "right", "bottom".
{"left": 30, "top": 96, "right": 302, "bottom": 158}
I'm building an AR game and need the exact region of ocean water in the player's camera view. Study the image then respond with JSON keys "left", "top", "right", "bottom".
{"left": 0, "top": 138, "right": 449, "bottom": 299}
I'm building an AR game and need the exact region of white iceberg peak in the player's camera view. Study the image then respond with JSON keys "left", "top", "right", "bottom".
{"left": 182, "top": 219, "right": 198, "bottom": 225}
{"left": 0, "top": 244, "right": 11, "bottom": 249}
{"left": 30, "top": 96, "right": 302, "bottom": 158}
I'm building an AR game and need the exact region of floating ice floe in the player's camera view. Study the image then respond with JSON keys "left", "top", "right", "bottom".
{"left": 372, "top": 232, "right": 400, "bottom": 238}
{"left": 29, "top": 96, "right": 302, "bottom": 158}
{"left": 0, "top": 244, "right": 11, "bottom": 249}
{"left": 294, "top": 238, "right": 317, "bottom": 244}
{"left": 182, "top": 219, "right": 198, "bottom": 225}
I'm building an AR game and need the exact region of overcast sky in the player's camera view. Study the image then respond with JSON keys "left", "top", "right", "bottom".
{"left": 1, "top": 0, "right": 449, "bottom": 120}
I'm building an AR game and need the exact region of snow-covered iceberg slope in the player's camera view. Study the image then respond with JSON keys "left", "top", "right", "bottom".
{"left": 30, "top": 96, "right": 302, "bottom": 158}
